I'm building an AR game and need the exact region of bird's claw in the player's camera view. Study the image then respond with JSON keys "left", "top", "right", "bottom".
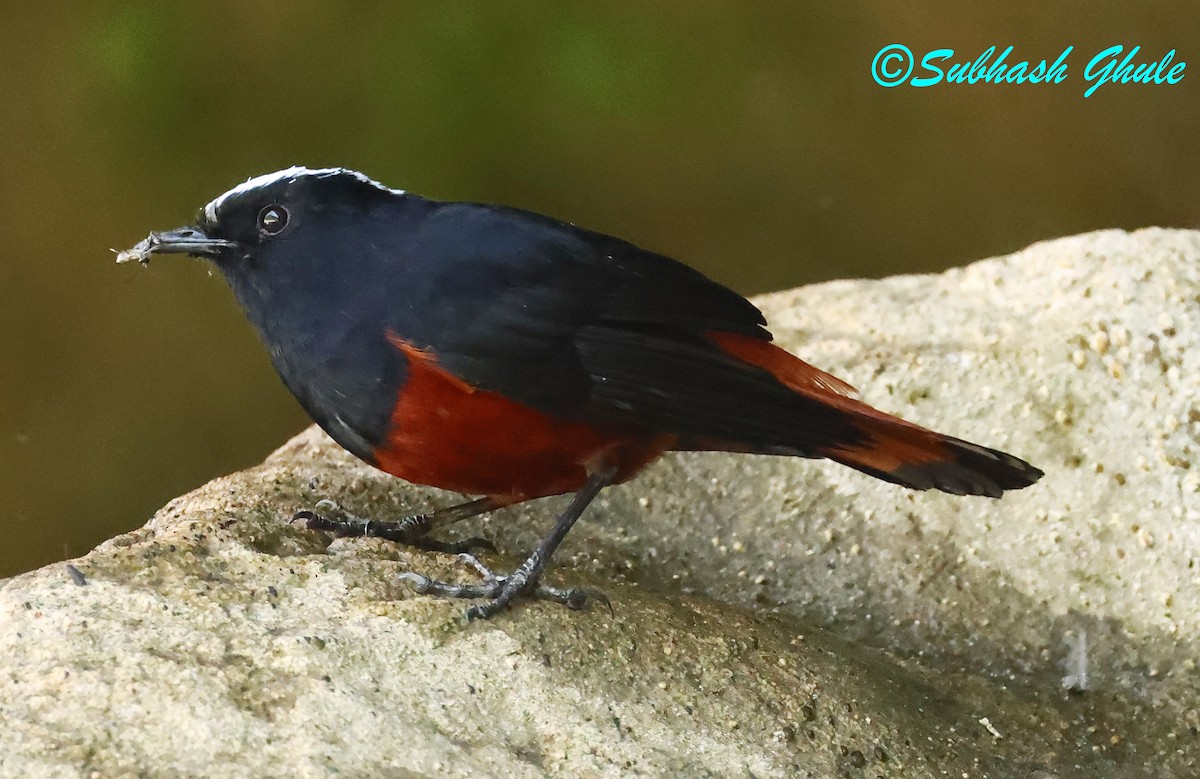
{"left": 397, "top": 553, "right": 610, "bottom": 620}
{"left": 290, "top": 509, "right": 338, "bottom": 532}
{"left": 397, "top": 570, "right": 433, "bottom": 592}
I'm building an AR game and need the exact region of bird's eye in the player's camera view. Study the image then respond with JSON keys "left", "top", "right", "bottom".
{"left": 257, "top": 205, "right": 289, "bottom": 236}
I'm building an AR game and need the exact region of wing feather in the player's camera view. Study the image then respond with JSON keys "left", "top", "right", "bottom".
{"left": 392, "top": 202, "right": 826, "bottom": 447}
{"left": 575, "top": 324, "right": 862, "bottom": 452}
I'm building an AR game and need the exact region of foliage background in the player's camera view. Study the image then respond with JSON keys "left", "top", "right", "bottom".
{"left": 1, "top": 3, "right": 1196, "bottom": 576}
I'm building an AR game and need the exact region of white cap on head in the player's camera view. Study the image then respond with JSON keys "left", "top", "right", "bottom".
{"left": 203, "top": 167, "right": 403, "bottom": 224}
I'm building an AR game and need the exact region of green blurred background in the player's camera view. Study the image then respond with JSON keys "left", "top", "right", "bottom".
{"left": 1, "top": 3, "right": 1197, "bottom": 578}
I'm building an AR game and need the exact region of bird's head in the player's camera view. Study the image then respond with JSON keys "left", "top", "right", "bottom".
{"left": 117, "top": 166, "right": 405, "bottom": 271}
{"left": 117, "top": 165, "right": 421, "bottom": 357}
{"left": 117, "top": 166, "right": 413, "bottom": 332}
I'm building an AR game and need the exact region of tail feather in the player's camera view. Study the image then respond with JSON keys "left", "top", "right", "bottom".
{"left": 702, "top": 332, "right": 1044, "bottom": 498}
{"left": 822, "top": 424, "right": 1043, "bottom": 498}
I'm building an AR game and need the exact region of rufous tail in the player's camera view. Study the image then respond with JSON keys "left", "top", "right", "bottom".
{"left": 707, "top": 332, "right": 1043, "bottom": 497}
{"left": 816, "top": 415, "right": 1042, "bottom": 498}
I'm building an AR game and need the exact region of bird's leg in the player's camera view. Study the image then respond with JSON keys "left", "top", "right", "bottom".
{"left": 292, "top": 496, "right": 501, "bottom": 554}
{"left": 397, "top": 467, "right": 616, "bottom": 620}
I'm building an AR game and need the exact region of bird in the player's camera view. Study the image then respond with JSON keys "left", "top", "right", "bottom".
{"left": 118, "top": 166, "right": 1043, "bottom": 620}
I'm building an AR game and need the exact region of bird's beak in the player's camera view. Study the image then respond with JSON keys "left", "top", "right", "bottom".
{"left": 115, "top": 226, "right": 237, "bottom": 265}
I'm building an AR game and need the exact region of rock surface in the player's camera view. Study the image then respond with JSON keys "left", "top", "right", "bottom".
{"left": 2, "top": 229, "right": 1198, "bottom": 777}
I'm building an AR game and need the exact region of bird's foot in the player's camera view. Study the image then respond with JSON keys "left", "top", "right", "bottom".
{"left": 399, "top": 554, "right": 610, "bottom": 621}
{"left": 291, "top": 500, "right": 495, "bottom": 556}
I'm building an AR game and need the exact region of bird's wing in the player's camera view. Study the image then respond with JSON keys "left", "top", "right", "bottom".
{"left": 388, "top": 202, "right": 858, "bottom": 452}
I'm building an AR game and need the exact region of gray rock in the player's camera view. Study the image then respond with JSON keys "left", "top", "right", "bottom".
{"left": 2, "top": 228, "right": 1197, "bottom": 777}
